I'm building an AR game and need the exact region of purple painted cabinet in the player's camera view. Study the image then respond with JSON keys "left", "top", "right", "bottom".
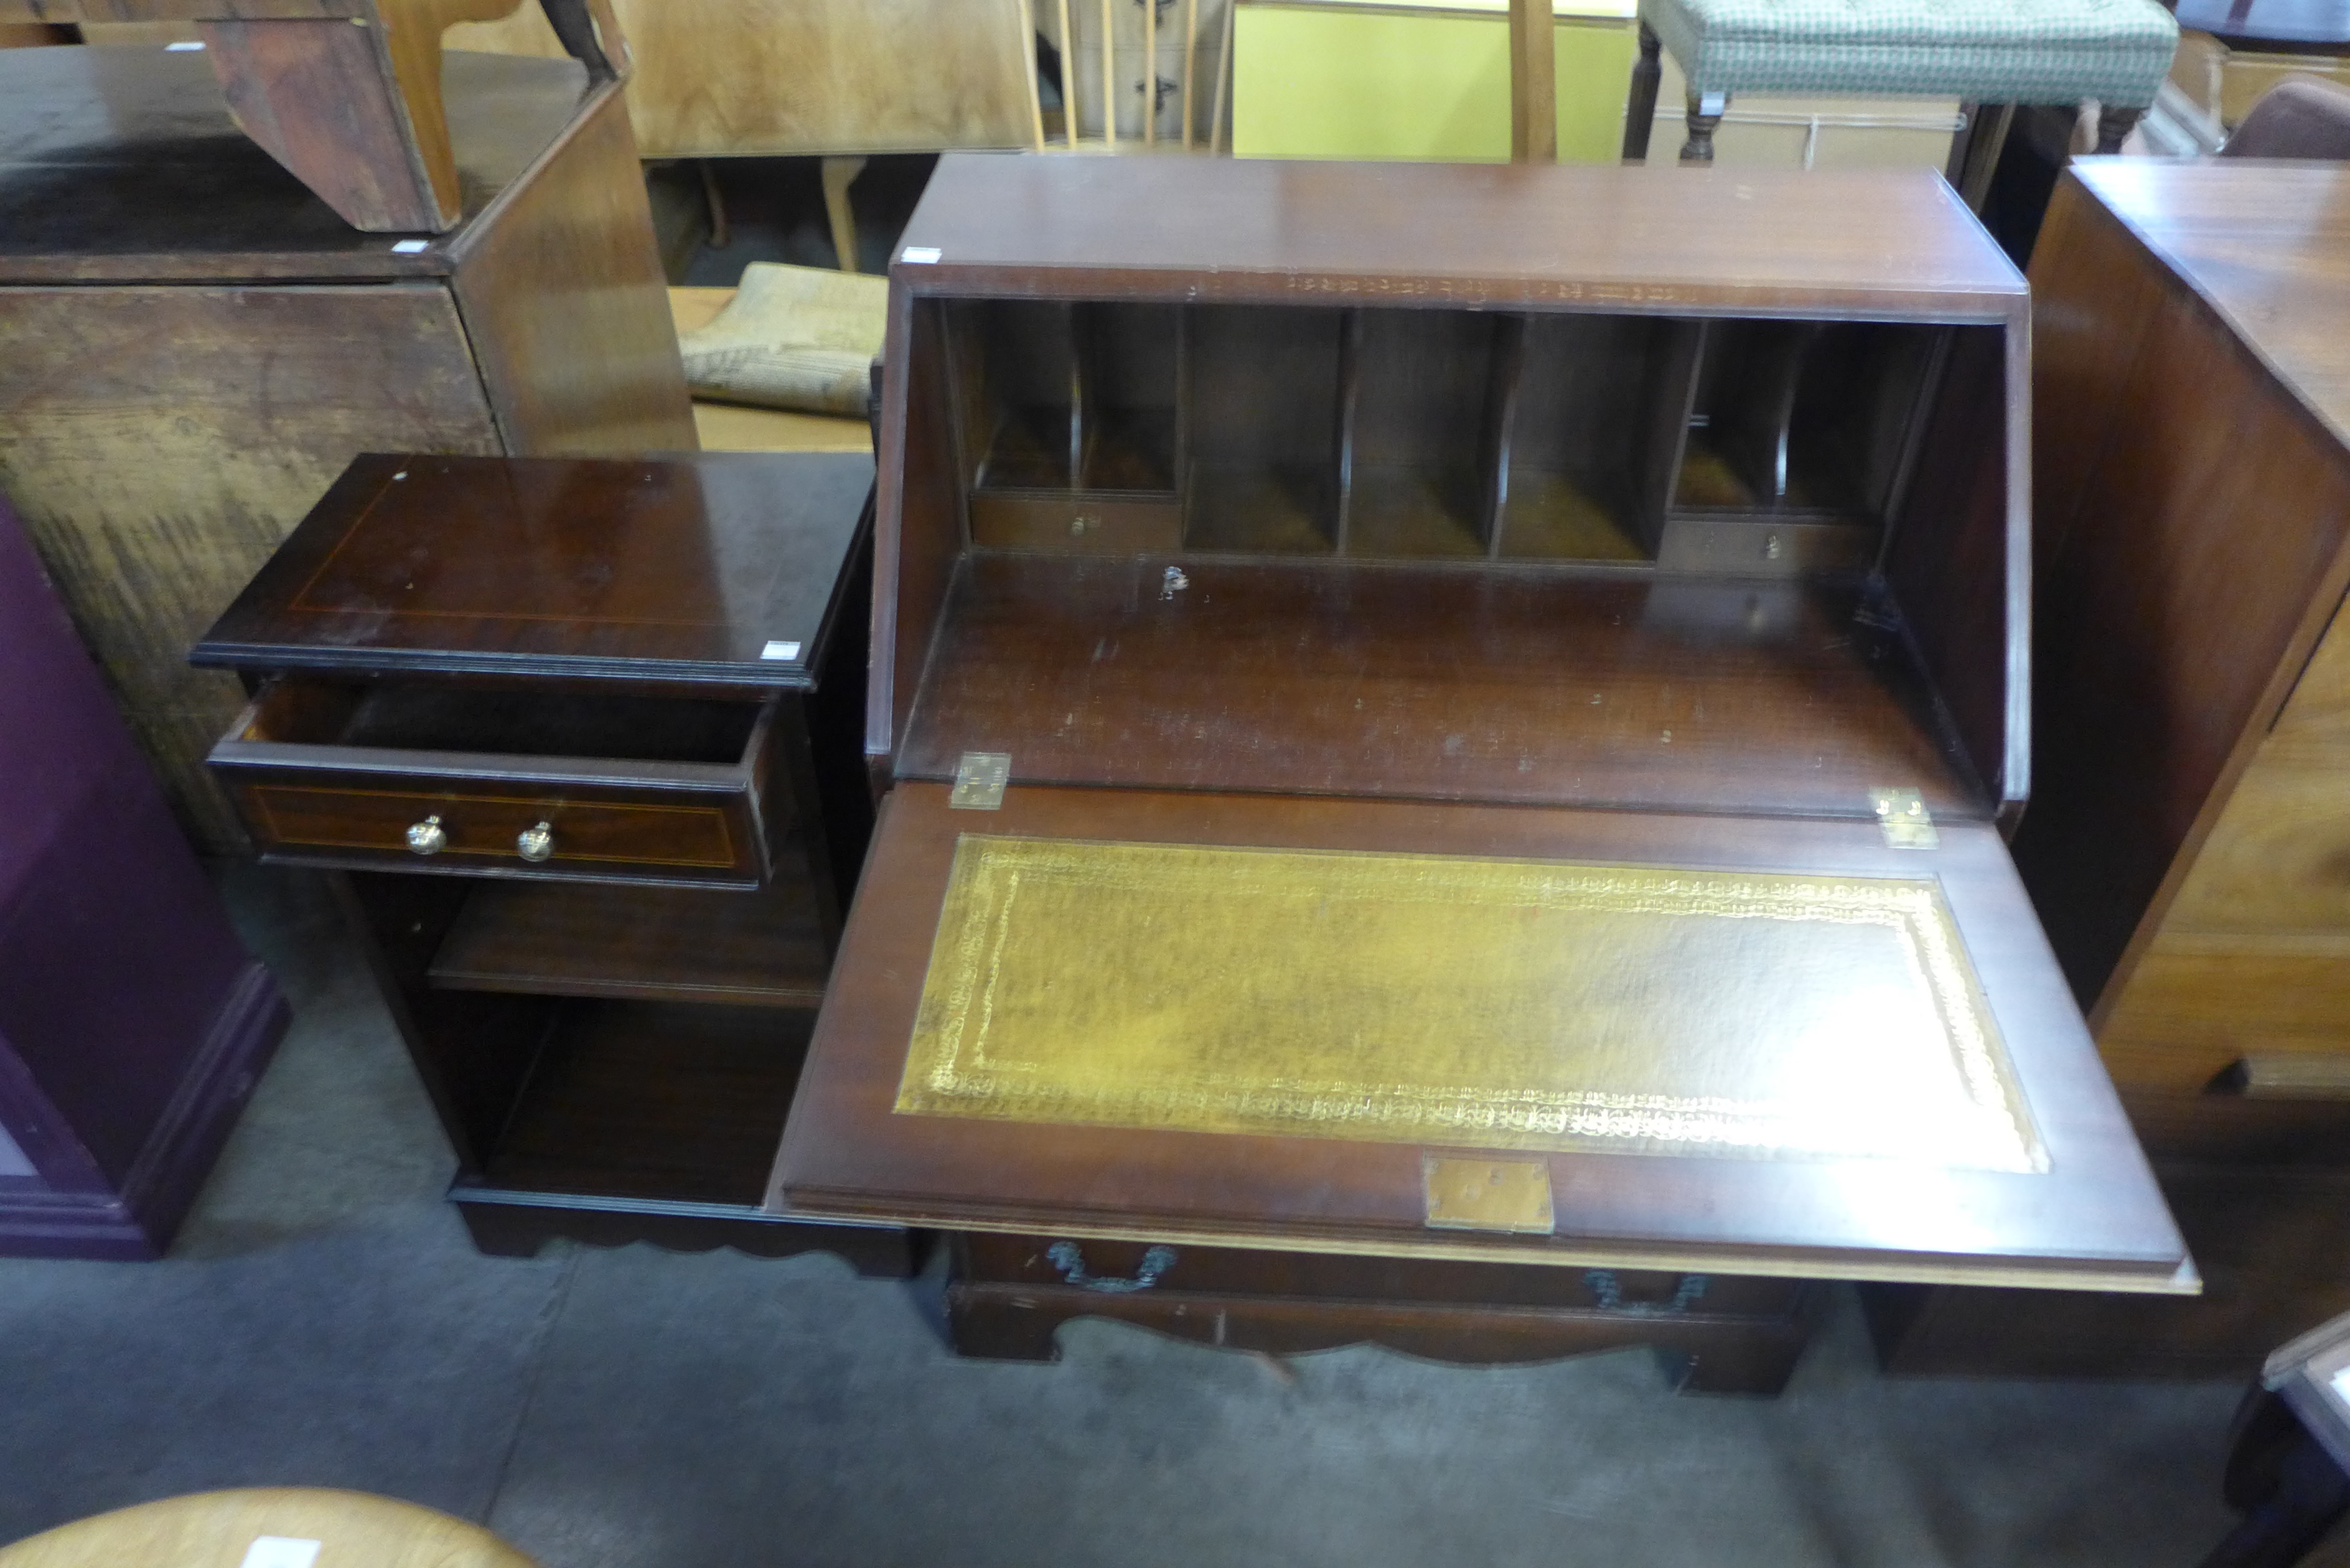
{"left": 0, "top": 495, "right": 286, "bottom": 1259}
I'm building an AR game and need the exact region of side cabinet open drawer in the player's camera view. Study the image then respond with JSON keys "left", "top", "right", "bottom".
{"left": 208, "top": 678, "right": 787, "bottom": 888}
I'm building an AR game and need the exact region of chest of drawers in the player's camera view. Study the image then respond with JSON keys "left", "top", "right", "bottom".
{"left": 1869, "top": 160, "right": 2350, "bottom": 1377}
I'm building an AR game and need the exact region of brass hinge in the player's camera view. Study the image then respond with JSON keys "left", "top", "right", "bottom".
{"left": 950, "top": 751, "right": 1010, "bottom": 810}
{"left": 1869, "top": 787, "right": 1938, "bottom": 849}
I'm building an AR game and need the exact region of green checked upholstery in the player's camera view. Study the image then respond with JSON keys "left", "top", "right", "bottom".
{"left": 1643, "top": 0, "right": 2181, "bottom": 108}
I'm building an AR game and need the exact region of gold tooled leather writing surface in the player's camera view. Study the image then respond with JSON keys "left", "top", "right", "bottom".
{"left": 895, "top": 836, "right": 2044, "bottom": 1173}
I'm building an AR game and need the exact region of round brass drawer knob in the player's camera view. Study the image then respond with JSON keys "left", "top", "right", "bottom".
{"left": 405, "top": 815, "right": 447, "bottom": 856}
{"left": 517, "top": 821, "right": 555, "bottom": 862}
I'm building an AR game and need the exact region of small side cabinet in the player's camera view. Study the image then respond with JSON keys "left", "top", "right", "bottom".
{"left": 192, "top": 452, "right": 911, "bottom": 1272}
{"left": 0, "top": 495, "right": 288, "bottom": 1261}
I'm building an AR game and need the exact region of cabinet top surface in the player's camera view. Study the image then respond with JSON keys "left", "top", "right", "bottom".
{"left": 194, "top": 452, "right": 875, "bottom": 688}
{"left": 893, "top": 154, "right": 2025, "bottom": 316}
{"left": 2070, "top": 158, "right": 2350, "bottom": 446}
{"left": 0, "top": 46, "right": 589, "bottom": 282}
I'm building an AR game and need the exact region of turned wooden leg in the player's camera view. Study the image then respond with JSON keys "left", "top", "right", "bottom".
{"left": 822, "top": 154, "right": 869, "bottom": 273}
{"left": 1622, "top": 21, "right": 1662, "bottom": 161}
{"left": 2095, "top": 103, "right": 2147, "bottom": 153}
{"left": 1681, "top": 90, "right": 1726, "bottom": 163}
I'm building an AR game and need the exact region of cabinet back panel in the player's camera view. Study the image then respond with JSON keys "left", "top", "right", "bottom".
{"left": 1347, "top": 309, "right": 1502, "bottom": 469}
{"left": 1502, "top": 314, "right": 1683, "bottom": 561}
{"left": 949, "top": 300, "right": 1077, "bottom": 490}
{"left": 1186, "top": 305, "right": 1345, "bottom": 551}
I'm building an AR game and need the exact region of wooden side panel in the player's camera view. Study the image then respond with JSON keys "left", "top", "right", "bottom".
{"left": 448, "top": 83, "right": 695, "bottom": 455}
{"left": 868, "top": 294, "right": 961, "bottom": 771}
{"left": 2012, "top": 214, "right": 2350, "bottom": 1013}
{"left": 446, "top": 0, "right": 1034, "bottom": 158}
{"left": 1879, "top": 323, "right": 2016, "bottom": 810}
{"left": 197, "top": 14, "right": 449, "bottom": 232}
{"left": 2026, "top": 175, "right": 2168, "bottom": 579}
{"left": 0, "top": 284, "right": 500, "bottom": 849}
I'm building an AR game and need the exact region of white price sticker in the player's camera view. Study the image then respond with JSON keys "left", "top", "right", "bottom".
{"left": 238, "top": 1539, "right": 321, "bottom": 1568}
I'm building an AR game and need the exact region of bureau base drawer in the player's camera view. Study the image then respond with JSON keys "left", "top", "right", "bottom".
{"left": 947, "top": 1236, "right": 1822, "bottom": 1393}
{"left": 959, "top": 1231, "right": 1804, "bottom": 1315}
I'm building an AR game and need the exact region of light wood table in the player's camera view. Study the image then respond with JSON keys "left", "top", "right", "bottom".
{"left": 0, "top": 1490, "right": 540, "bottom": 1568}
{"left": 452, "top": 0, "right": 1036, "bottom": 269}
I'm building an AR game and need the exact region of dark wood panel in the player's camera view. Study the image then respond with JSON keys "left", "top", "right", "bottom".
{"left": 0, "top": 46, "right": 588, "bottom": 281}
{"left": 898, "top": 554, "right": 1978, "bottom": 817}
{"left": 447, "top": 80, "right": 697, "bottom": 455}
{"left": 775, "top": 782, "right": 2185, "bottom": 1290}
{"left": 487, "top": 999, "right": 812, "bottom": 1206}
{"left": 2013, "top": 183, "right": 2350, "bottom": 1012}
{"left": 869, "top": 294, "right": 963, "bottom": 767}
{"left": 430, "top": 875, "right": 829, "bottom": 1006}
{"left": 1881, "top": 324, "right": 2019, "bottom": 813}
{"left": 890, "top": 156, "right": 2027, "bottom": 319}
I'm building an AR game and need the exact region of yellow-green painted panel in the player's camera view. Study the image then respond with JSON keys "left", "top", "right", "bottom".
{"left": 1233, "top": 4, "right": 1637, "bottom": 164}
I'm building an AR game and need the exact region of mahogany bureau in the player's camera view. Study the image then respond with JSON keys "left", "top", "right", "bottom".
{"left": 770, "top": 154, "right": 2191, "bottom": 1393}
{"left": 192, "top": 450, "right": 909, "bottom": 1268}
{"left": 1868, "top": 161, "right": 2350, "bottom": 1378}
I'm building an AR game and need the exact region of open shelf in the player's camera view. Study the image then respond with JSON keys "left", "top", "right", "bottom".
{"left": 949, "top": 299, "right": 1182, "bottom": 495}
{"left": 477, "top": 999, "right": 812, "bottom": 1206}
{"left": 1669, "top": 319, "right": 1943, "bottom": 523}
{"left": 245, "top": 678, "right": 762, "bottom": 765}
{"left": 899, "top": 553, "right": 1979, "bottom": 819}
{"left": 429, "top": 872, "right": 828, "bottom": 1007}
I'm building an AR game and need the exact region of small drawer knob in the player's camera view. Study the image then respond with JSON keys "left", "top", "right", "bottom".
{"left": 405, "top": 815, "right": 447, "bottom": 856}
{"left": 516, "top": 821, "right": 555, "bottom": 862}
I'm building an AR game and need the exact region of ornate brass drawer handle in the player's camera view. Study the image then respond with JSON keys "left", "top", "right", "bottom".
{"left": 1584, "top": 1270, "right": 1709, "bottom": 1316}
{"left": 405, "top": 814, "right": 447, "bottom": 856}
{"left": 1047, "top": 1240, "right": 1177, "bottom": 1294}
{"left": 516, "top": 821, "right": 555, "bottom": 862}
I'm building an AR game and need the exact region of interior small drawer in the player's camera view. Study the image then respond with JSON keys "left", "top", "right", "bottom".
{"left": 207, "top": 679, "right": 783, "bottom": 887}
{"left": 969, "top": 493, "right": 1182, "bottom": 553}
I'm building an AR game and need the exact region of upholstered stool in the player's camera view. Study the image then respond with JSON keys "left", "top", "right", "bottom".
{"left": 1622, "top": 0, "right": 2181, "bottom": 166}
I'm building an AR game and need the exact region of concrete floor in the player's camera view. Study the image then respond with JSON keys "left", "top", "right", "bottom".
{"left": 0, "top": 869, "right": 2250, "bottom": 1568}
